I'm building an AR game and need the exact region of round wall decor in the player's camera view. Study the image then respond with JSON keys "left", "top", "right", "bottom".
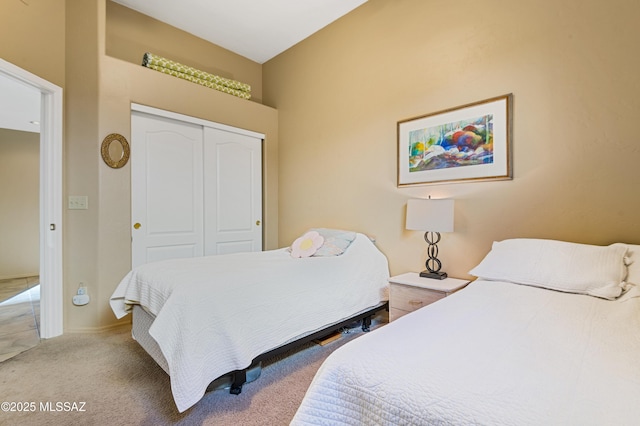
{"left": 101, "top": 133, "right": 130, "bottom": 169}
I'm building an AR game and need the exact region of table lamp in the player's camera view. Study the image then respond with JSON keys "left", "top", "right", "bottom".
{"left": 406, "top": 197, "right": 454, "bottom": 280}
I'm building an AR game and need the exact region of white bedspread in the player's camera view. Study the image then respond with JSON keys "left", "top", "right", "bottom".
{"left": 110, "top": 233, "right": 389, "bottom": 412}
{"left": 291, "top": 279, "right": 640, "bottom": 425}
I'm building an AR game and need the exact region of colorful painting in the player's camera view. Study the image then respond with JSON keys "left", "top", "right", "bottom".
{"left": 398, "top": 94, "right": 512, "bottom": 186}
{"left": 408, "top": 114, "right": 493, "bottom": 172}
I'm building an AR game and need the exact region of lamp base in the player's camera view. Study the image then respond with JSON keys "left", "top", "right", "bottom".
{"left": 419, "top": 270, "right": 448, "bottom": 280}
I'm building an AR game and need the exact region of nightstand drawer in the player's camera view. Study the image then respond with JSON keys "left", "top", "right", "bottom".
{"left": 390, "top": 283, "right": 445, "bottom": 313}
{"left": 388, "top": 273, "right": 469, "bottom": 321}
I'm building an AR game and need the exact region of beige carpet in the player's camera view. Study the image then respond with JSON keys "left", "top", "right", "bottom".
{"left": 0, "top": 313, "right": 386, "bottom": 425}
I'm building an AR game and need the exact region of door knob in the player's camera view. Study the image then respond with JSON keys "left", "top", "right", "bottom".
{"left": 256, "top": 220, "right": 261, "bottom": 226}
{"left": 133, "top": 223, "right": 141, "bottom": 229}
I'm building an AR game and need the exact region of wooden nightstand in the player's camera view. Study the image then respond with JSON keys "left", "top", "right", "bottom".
{"left": 388, "top": 272, "right": 469, "bottom": 321}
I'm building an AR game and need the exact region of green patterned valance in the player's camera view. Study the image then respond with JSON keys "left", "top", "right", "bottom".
{"left": 142, "top": 52, "right": 251, "bottom": 100}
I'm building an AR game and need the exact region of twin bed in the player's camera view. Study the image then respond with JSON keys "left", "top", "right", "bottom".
{"left": 292, "top": 239, "right": 640, "bottom": 425}
{"left": 110, "top": 229, "right": 389, "bottom": 412}
{"left": 111, "top": 232, "right": 640, "bottom": 423}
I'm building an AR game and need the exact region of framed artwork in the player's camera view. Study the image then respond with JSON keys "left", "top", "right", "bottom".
{"left": 397, "top": 94, "right": 512, "bottom": 186}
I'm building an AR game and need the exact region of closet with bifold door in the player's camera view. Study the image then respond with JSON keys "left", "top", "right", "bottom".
{"left": 130, "top": 104, "right": 263, "bottom": 269}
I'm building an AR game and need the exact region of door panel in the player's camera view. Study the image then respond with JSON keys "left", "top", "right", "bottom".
{"left": 204, "top": 127, "right": 262, "bottom": 256}
{"left": 131, "top": 112, "right": 204, "bottom": 268}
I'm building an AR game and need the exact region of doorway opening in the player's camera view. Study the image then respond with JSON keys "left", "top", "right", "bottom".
{"left": 0, "top": 58, "right": 63, "bottom": 341}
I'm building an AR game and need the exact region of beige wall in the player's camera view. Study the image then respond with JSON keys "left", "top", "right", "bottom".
{"left": 64, "top": 0, "right": 102, "bottom": 330}
{"left": 264, "top": 0, "right": 640, "bottom": 279}
{"left": 0, "top": 129, "right": 39, "bottom": 279}
{"left": 0, "top": 0, "right": 65, "bottom": 87}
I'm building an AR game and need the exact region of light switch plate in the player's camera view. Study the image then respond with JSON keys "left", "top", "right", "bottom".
{"left": 68, "top": 195, "right": 88, "bottom": 210}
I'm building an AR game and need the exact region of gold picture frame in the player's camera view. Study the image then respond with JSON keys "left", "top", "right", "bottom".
{"left": 398, "top": 94, "right": 512, "bottom": 186}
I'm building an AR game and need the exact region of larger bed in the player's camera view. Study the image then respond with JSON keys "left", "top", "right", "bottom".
{"left": 292, "top": 239, "right": 640, "bottom": 425}
{"left": 110, "top": 229, "right": 389, "bottom": 413}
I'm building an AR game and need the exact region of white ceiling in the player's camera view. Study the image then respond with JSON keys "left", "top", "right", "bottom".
{"left": 112, "top": 0, "right": 368, "bottom": 64}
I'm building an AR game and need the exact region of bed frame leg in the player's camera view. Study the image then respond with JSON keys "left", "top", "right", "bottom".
{"left": 362, "top": 315, "right": 372, "bottom": 332}
{"left": 230, "top": 369, "right": 246, "bottom": 395}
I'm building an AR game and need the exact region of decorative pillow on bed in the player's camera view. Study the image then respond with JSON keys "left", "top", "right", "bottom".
{"left": 469, "top": 238, "right": 628, "bottom": 300}
{"left": 310, "top": 228, "right": 357, "bottom": 257}
{"left": 290, "top": 231, "right": 324, "bottom": 258}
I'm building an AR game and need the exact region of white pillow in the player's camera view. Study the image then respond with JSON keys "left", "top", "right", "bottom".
{"left": 624, "top": 244, "right": 640, "bottom": 285}
{"left": 469, "top": 238, "right": 628, "bottom": 300}
{"left": 309, "top": 228, "right": 357, "bottom": 257}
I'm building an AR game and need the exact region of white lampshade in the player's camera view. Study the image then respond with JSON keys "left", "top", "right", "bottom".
{"left": 406, "top": 198, "right": 454, "bottom": 232}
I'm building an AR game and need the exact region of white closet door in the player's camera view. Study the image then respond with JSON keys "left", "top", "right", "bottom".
{"left": 131, "top": 112, "right": 204, "bottom": 268}
{"left": 204, "top": 127, "right": 262, "bottom": 255}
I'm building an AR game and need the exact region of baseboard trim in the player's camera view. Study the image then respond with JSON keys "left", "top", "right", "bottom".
{"left": 62, "top": 319, "right": 131, "bottom": 336}
{"left": 0, "top": 273, "right": 39, "bottom": 281}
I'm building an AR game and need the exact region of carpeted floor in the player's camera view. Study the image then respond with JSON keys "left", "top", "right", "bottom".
{"left": 0, "top": 312, "right": 386, "bottom": 425}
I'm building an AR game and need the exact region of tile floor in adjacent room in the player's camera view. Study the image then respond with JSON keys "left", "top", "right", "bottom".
{"left": 0, "top": 276, "right": 40, "bottom": 362}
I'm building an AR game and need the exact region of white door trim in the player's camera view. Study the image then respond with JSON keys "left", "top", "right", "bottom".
{"left": 0, "top": 58, "right": 64, "bottom": 338}
{"left": 131, "top": 103, "right": 265, "bottom": 140}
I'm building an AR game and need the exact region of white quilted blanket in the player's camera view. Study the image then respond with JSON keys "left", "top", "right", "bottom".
{"left": 291, "top": 280, "right": 640, "bottom": 425}
{"left": 110, "top": 233, "right": 389, "bottom": 412}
